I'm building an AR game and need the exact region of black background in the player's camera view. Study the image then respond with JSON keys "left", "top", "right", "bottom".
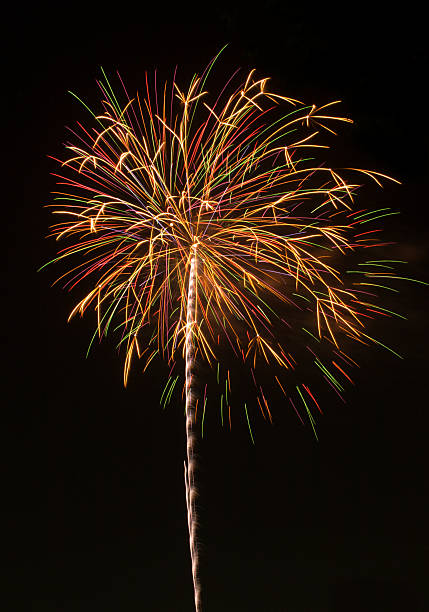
{"left": 4, "top": 2, "right": 428, "bottom": 610}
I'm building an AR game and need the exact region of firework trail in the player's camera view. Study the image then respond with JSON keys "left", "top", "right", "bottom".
{"left": 42, "top": 51, "right": 412, "bottom": 609}
{"left": 184, "top": 247, "right": 201, "bottom": 611}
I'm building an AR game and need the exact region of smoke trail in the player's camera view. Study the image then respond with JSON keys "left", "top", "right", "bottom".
{"left": 185, "top": 248, "right": 201, "bottom": 611}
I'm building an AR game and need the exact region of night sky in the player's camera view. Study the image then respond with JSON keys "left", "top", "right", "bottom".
{"left": 4, "top": 3, "right": 428, "bottom": 611}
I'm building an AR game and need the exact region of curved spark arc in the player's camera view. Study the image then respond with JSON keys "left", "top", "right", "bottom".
{"left": 184, "top": 248, "right": 201, "bottom": 611}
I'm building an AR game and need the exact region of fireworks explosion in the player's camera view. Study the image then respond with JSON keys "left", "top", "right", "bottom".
{"left": 43, "top": 53, "right": 408, "bottom": 610}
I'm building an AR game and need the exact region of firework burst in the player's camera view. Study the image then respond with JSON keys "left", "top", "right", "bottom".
{"left": 43, "top": 54, "right": 407, "bottom": 610}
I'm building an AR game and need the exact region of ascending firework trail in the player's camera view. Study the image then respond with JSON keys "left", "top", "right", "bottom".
{"left": 184, "top": 247, "right": 201, "bottom": 612}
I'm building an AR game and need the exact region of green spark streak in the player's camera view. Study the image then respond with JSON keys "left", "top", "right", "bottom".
{"left": 296, "top": 385, "right": 318, "bottom": 440}
{"left": 354, "top": 207, "right": 391, "bottom": 220}
{"left": 160, "top": 377, "right": 172, "bottom": 406}
{"left": 160, "top": 376, "right": 179, "bottom": 410}
{"left": 188, "top": 44, "right": 228, "bottom": 129}
{"left": 100, "top": 67, "right": 122, "bottom": 115}
{"left": 358, "top": 211, "right": 400, "bottom": 224}
{"left": 302, "top": 327, "right": 321, "bottom": 342}
{"left": 67, "top": 91, "right": 98, "bottom": 119}
{"left": 361, "top": 334, "right": 403, "bottom": 359}
{"left": 298, "top": 240, "right": 326, "bottom": 250}
{"left": 358, "top": 263, "right": 394, "bottom": 269}
{"left": 164, "top": 376, "right": 178, "bottom": 409}
{"left": 216, "top": 363, "right": 220, "bottom": 384}
{"left": 37, "top": 237, "right": 119, "bottom": 270}
{"left": 244, "top": 403, "right": 255, "bottom": 445}
{"left": 311, "top": 202, "right": 330, "bottom": 214}
{"left": 347, "top": 270, "right": 380, "bottom": 275}
{"left": 366, "top": 260, "right": 407, "bottom": 264}
{"left": 293, "top": 293, "right": 311, "bottom": 302}
{"left": 353, "top": 282, "right": 399, "bottom": 292}
{"left": 314, "top": 359, "right": 343, "bottom": 391}
{"left": 255, "top": 296, "right": 278, "bottom": 317}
